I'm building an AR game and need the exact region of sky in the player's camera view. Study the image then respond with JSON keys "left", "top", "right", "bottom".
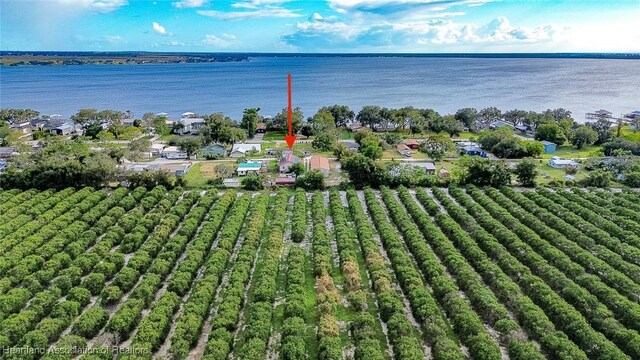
{"left": 1, "top": 0, "right": 639, "bottom": 53}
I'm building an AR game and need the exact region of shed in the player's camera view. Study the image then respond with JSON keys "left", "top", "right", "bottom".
{"left": 0, "top": 147, "right": 16, "bottom": 159}
{"left": 309, "top": 156, "right": 330, "bottom": 176}
{"left": 222, "top": 178, "right": 240, "bottom": 188}
{"left": 540, "top": 141, "right": 557, "bottom": 154}
{"left": 402, "top": 139, "right": 420, "bottom": 150}
{"left": 343, "top": 141, "right": 360, "bottom": 151}
{"left": 412, "top": 162, "right": 436, "bottom": 174}
{"left": 149, "top": 163, "right": 191, "bottom": 176}
{"left": 274, "top": 177, "right": 296, "bottom": 186}
{"left": 397, "top": 143, "right": 412, "bottom": 157}
{"left": 438, "top": 167, "right": 450, "bottom": 178}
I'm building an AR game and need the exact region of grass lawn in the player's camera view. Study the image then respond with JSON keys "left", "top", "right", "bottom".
{"left": 339, "top": 129, "right": 354, "bottom": 139}
{"left": 541, "top": 145, "right": 602, "bottom": 159}
{"left": 157, "top": 134, "right": 177, "bottom": 142}
{"left": 620, "top": 125, "right": 640, "bottom": 142}
{"left": 263, "top": 130, "right": 287, "bottom": 141}
{"left": 183, "top": 162, "right": 208, "bottom": 187}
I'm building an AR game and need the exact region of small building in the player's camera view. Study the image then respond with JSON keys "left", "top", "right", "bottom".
{"left": 162, "top": 163, "right": 191, "bottom": 176}
{"left": 52, "top": 123, "right": 77, "bottom": 136}
{"left": 237, "top": 161, "right": 262, "bottom": 176}
{"left": 162, "top": 146, "right": 188, "bottom": 160}
{"left": 438, "top": 167, "right": 450, "bottom": 178}
{"left": 200, "top": 144, "right": 227, "bottom": 158}
{"left": 309, "top": 156, "right": 330, "bottom": 176}
{"left": 222, "top": 178, "right": 241, "bottom": 188}
{"left": 230, "top": 143, "right": 262, "bottom": 158}
{"left": 274, "top": 177, "right": 296, "bottom": 186}
{"left": 540, "top": 141, "right": 557, "bottom": 154}
{"left": 256, "top": 123, "right": 267, "bottom": 133}
{"left": 402, "top": 139, "right": 420, "bottom": 150}
{"left": 348, "top": 124, "right": 366, "bottom": 132}
{"left": 460, "top": 145, "right": 486, "bottom": 157}
{"left": 412, "top": 162, "right": 436, "bottom": 174}
{"left": 489, "top": 121, "right": 515, "bottom": 130}
{"left": 10, "top": 121, "right": 32, "bottom": 135}
{"left": 343, "top": 141, "right": 360, "bottom": 151}
{"left": 0, "top": 147, "right": 16, "bottom": 159}
{"left": 397, "top": 143, "right": 412, "bottom": 157}
{"left": 548, "top": 156, "right": 581, "bottom": 169}
{"left": 178, "top": 117, "right": 205, "bottom": 135}
{"left": 150, "top": 143, "right": 165, "bottom": 155}
{"left": 279, "top": 153, "right": 302, "bottom": 173}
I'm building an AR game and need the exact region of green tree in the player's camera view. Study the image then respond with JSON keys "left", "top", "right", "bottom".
{"left": 454, "top": 108, "right": 477, "bottom": 128}
{"left": 584, "top": 169, "right": 612, "bottom": 188}
{"left": 525, "top": 141, "right": 544, "bottom": 157}
{"left": 535, "top": 122, "right": 567, "bottom": 145}
{"left": 295, "top": 170, "right": 324, "bottom": 190}
{"left": 319, "top": 105, "right": 355, "bottom": 128}
{"left": 0, "top": 121, "right": 20, "bottom": 146}
{"left": 513, "top": 158, "right": 539, "bottom": 187}
{"left": 274, "top": 107, "right": 303, "bottom": 134}
{"left": 312, "top": 133, "right": 336, "bottom": 151}
{"left": 0, "top": 108, "right": 40, "bottom": 122}
{"left": 455, "top": 156, "right": 511, "bottom": 186}
{"left": 503, "top": 109, "right": 528, "bottom": 126}
{"left": 383, "top": 132, "right": 403, "bottom": 145}
{"left": 240, "top": 108, "right": 260, "bottom": 139}
{"left": 177, "top": 138, "right": 203, "bottom": 157}
{"left": 289, "top": 162, "right": 306, "bottom": 177}
{"left": 341, "top": 155, "right": 389, "bottom": 189}
{"left": 301, "top": 125, "right": 315, "bottom": 138}
{"left": 570, "top": 125, "right": 598, "bottom": 149}
{"left": 589, "top": 118, "right": 614, "bottom": 145}
{"left": 476, "top": 107, "right": 502, "bottom": 127}
{"left": 360, "top": 137, "right": 383, "bottom": 160}
{"left": 241, "top": 174, "right": 264, "bottom": 190}
{"left": 442, "top": 115, "right": 464, "bottom": 137}
{"left": 420, "top": 135, "right": 454, "bottom": 161}
{"left": 357, "top": 105, "right": 383, "bottom": 130}
{"left": 393, "top": 107, "right": 424, "bottom": 130}
{"left": 332, "top": 143, "right": 355, "bottom": 160}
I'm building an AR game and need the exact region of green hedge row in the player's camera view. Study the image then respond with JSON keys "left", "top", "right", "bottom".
{"left": 396, "top": 186, "right": 542, "bottom": 360}
{"left": 445, "top": 187, "right": 628, "bottom": 360}
{"left": 291, "top": 189, "right": 307, "bottom": 243}
{"left": 345, "top": 189, "right": 425, "bottom": 360}
{"left": 235, "top": 190, "right": 288, "bottom": 360}
{"left": 201, "top": 194, "right": 270, "bottom": 360}
{"left": 169, "top": 194, "right": 254, "bottom": 358}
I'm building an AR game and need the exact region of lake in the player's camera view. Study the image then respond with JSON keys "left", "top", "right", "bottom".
{"left": 1, "top": 56, "right": 638, "bottom": 120}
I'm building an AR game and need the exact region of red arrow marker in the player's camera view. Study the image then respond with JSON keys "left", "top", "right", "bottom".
{"left": 284, "top": 73, "right": 297, "bottom": 149}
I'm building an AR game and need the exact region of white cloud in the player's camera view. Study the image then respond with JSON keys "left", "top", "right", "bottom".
{"left": 104, "top": 35, "right": 122, "bottom": 43}
{"left": 152, "top": 22, "right": 171, "bottom": 35}
{"left": 327, "top": 0, "right": 492, "bottom": 12}
{"left": 202, "top": 33, "right": 240, "bottom": 47}
{"left": 197, "top": 7, "right": 302, "bottom": 20}
{"left": 232, "top": 0, "right": 290, "bottom": 9}
{"left": 282, "top": 16, "right": 561, "bottom": 50}
{"left": 172, "top": 0, "right": 208, "bottom": 8}
{"left": 56, "top": 0, "right": 128, "bottom": 13}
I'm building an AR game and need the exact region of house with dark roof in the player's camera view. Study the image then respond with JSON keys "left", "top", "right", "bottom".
{"left": 279, "top": 153, "right": 301, "bottom": 173}
{"left": 402, "top": 139, "right": 420, "bottom": 150}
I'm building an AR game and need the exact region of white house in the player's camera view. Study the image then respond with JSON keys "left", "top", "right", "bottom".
{"left": 548, "top": 156, "right": 581, "bottom": 169}
{"left": 237, "top": 161, "right": 262, "bottom": 176}
{"left": 162, "top": 146, "right": 188, "bottom": 159}
{"left": 230, "top": 143, "right": 262, "bottom": 158}
{"left": 177, "top": 117, "right": 205, "bottom": 135}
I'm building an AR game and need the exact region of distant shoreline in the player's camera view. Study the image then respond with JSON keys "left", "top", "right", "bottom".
{"left": 1, "top": 51, "right": 639, "bottom": 66}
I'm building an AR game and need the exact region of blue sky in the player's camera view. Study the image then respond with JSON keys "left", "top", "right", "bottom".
{"left": 1, "top": 0, "right": 639, "bottom": 52}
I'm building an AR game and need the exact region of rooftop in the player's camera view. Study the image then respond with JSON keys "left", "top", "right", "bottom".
{"left": 309, "top": 156, "right": 330, "bottom": 170}
{"left": 238, "top": 162, "right": 262, "bottom": 170}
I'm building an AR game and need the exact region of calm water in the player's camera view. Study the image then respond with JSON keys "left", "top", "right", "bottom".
{"left": 1, "top": 56, "right": 638, "bottom": 120}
